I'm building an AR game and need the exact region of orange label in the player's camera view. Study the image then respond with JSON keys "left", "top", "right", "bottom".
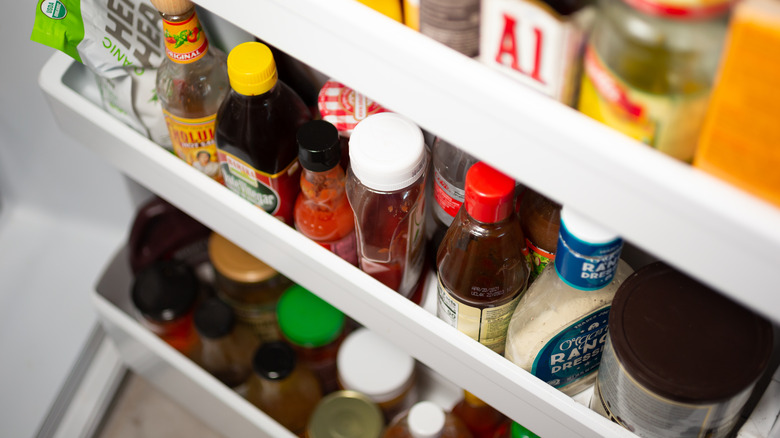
{"left": 162, "top": 13, "right": 208, "bottom": 64}
{"left": 163, "top": 110, "right": 222, "bottom": 183}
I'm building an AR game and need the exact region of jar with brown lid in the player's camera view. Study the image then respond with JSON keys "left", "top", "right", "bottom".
{"left": 208, "top": 232, "right": 292, "bottom": 341}
{"left": 518, "top": 189, "right": 561, "bottom": 282}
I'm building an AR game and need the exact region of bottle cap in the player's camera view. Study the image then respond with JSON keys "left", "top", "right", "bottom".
{"left": 337, "top": 328, "right": 416, "bottom": 403}
{"left": 252, "top": 341, "right": 297, "bottom": 380}
{"left": 348, "top": 113, "right": 427, "bottom": 192}
{"left": 277, "top": 284, "right": 345, "bottom": 348}
{"left": 317, "top": 81, "right": 389, "bottom": 136}
{"left": 194, "top": 297, "right": 236, "bottom": 339}
{"left": 464, "top": 162, "right": 516, "bottom": 223}
{"left": 307, "top": 390, "right": 384, "bottom": 438}
{"left": 297, "top": 120, "right": 342, "bottom": 172}
{"left": 208, "top": 233, "right": 279, "bottom": 284}
{"left": 227, "top": 42, "right": 278, "bottom": 96}
{"left": 407, "top": 402, "right": 445, "bottom": 438}
{"left": 132, "top": 260, "right": 198, "bottom": 322}
{"left": 511, "top": 422, "right": 541, "bottom": 438}
{"left": 149, "top": 0, "right": 194, "bottom": 15}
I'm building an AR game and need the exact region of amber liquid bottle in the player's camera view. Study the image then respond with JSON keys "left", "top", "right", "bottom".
{"left": 451, "top": 391, "right": 507, "bottom": 438}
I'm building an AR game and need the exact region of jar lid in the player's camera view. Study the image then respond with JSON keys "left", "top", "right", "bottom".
{"left": 317, "top": 81, "right": 389, "bottom": 136}
{"left": 252, "top": 341, "right": 297, "bottom": 380}
{"left": 407, "top": 402, "right": 446, "bottom": 438}
{"left": 307, "top": 390, "right": 384, "bottom": 438}
{"left": 297, "top": 120, "right": 342, "bottom": 172}
{"left": 621, "top": 0, "right": 733, "bottom": 19}
{"left": 610, "top": 262, "right": 772, "bottom": 403}
{"left": 277, "top": 284, "right": 345, "bottom": 348}
{"left": 149, "top": 0, "right": 193, "bottom": 15}
{"left": 194, "top": 297, "right": 236, "bottom": 339}
{"left": 131, "top": 260, "right": 198, "bottom": 322}
{"left": 464, "top": 162, "right": 516, "bottom": 223}
{"left": 337, "top": 328, "right": 416, "bottom": 403}
{"left": 227, "top": 42, "right": 278, "bottom": 96}
{"left": 208, "top": 233, "right": 278, "bottom": 284}
{"left": 510, "top": 422, "right": 540, "bottom": 438}
{"left": 348, "top": 113, "right": 427, "bottom": 192}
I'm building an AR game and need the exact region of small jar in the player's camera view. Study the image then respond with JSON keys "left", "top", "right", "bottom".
{"left": 307, "top": 390, "right": 385, "bottom": 438}
{"left": 518, "top": 189, "right": 561, "bottom": 282}
{"left": 131, "top": 259, "right": 200, "bottom": 357}
{"left": 208, "top": 232, "right": 293, "bottom": 341}
{"left": 337, "top": 327, "right": 417, "bottom": 421}
{"left": 276, "top": 284, "right": 346, "bottom": 394}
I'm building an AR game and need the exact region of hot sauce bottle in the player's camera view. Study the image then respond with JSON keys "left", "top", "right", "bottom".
{"left": 152, "top": 0, "right": 228, "bottom": 182}
{"left": 215, "top": 42, "right": 312, "bottom": 226}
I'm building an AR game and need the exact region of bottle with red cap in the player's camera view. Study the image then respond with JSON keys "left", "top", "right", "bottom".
{"left": 436, "top": 162, "right": 530, "bottom": 355}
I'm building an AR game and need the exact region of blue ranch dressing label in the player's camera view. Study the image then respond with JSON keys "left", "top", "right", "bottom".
{"left": 555, "top": 219, "right": 623, "bottom": 291}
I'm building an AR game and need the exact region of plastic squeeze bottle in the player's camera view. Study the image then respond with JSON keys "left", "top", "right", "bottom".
{"left": 504, "top": 207, "right": 633, "bottom": 396}
{"left": 152, "top": 0, "right": 228, "bottom": 182}
{"left": 436, "top": 162, "right": 530, "bottom": 355}
{"left": 215, "top": 42, "right": 312, "bottom": 226}
{"left": 345, "top": 113, "right": 429, "bottom": 303}
{"left": 294, "top": 120, "right": 358, "bottom": 265}
{"left": 383, "top": 401, "right": 474, "bottom": 438}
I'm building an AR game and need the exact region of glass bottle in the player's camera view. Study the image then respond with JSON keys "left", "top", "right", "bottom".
{"left": 193, "top": 297, "right": 257, "bottom": 389}
{"left": 504, "top": 207, "right": 633, "bottom": 396}
{"left": 215, "top": 41, "right": 312, "bottom": 225}
{"left": 420, "top": 0, "right": 481, "bottom": 57}
{"left": 451, "top": 391, "right": 507, "bottom": 438}
{"left": 152, "top": 0, "right": 228, "bottom": 182}
{"left": 245, "top": 341, "right": 323, "bottom": 435}
{"left": 577, "top": 0, "right": 729, "bottom": 161}
{"left": 276, "top": 284, "right": 346, "bottom": 395}
{"left": 518, "top": 189, "right": 561, "bottom": 282}
{"left": 294, "top": 120, "right": 358, "bottom": 266}
{"left": 383, "top": 401, "right": 474, "bottom": 438}
{"left": 345, "top": 113, "right": 429, "bottom": 304}
{"left": 436, "top": 162, "right": 530, "bottom": 355}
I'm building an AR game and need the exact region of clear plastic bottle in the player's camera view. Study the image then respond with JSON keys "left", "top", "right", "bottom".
{"left": 152, "top": 0, "right": 228, "bottom": 182}
{"left": 345, "top": 113, "right": 429, "bottom": 303}
{"left": 383, "top": 401, "right": 474, "bottom": 438}
{"left": 504, "top": 207, "right": 633, "bottom": 396}
{"left": 215, "top": 42, "right": 312, "bottom": 225}
{"left": 436, "top": 162, "right": 530, "bottom": 355}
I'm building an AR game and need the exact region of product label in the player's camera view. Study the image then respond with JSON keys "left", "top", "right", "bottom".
{"left": 555, "top": 218, "right": 622, "bottom": 291}
{"left": 163, "top": 110, "right": 222, "bottom": 183}
{"left": 420, "top": 0, "right": 480, "bottom": 57}
{"left": 532, "top": 306, "right": 609, "bottom": 389}
{"left": 433, "top": 168, "right": 466, "bottom": 225}
{"left": 578, "top": 44, "right": 710, "bottom": 162}
{"left": 522, "top": 238, "right": 555, "bottom": 280}
{"left": 320, "top": 231, "right": 359, "bottom": 267}
{"left": 216, "top": 290, "right": 280, "bottom": 342}
{"left": 162, "top": 13, "right": 207, "bottom": 64}
{"left": 217, "top": 149, "right": 300, "bottom": 225}
{"left": 437, "top": 276, "right": 522, "bottom": 354}
{"left": 480, "top": 0, "right": 594, "bottom": 105}
{"left": 317, "top": 81, "right": 388, "bottom": 134}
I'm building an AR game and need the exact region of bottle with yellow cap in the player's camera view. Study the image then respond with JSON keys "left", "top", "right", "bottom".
{"left": 215, "top": 42, "right": 312, "bottom": 226}
{"left": 152, "top": 0, "right": 229, "bottom": 183}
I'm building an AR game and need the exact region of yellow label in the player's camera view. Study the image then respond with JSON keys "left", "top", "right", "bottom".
{"left": 163, "top": 109, "right": 222, "bottom": 183}
{"left": 577, "top": 44, "right": 710, "bottom": 162}
{"left": 162, "top": 13, "right": 208, "bottom": 64}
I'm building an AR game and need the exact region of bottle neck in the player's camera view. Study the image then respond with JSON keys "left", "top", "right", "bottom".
{"left": 300, "top": 165, "right": 347, "bottom": 203}
{"left": 161, "top": 7, "right": 209, "bottom": 64}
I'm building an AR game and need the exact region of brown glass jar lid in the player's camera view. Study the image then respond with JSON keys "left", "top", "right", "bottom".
{"left": 208, "top": 233, "right": 278, "bottom": 284}
{"left": 610, "top": 262, "right": 772, "bottom": 403}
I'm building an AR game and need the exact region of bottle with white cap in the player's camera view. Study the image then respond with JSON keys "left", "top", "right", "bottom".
{"left": 504, "top": 206, "right": 633, "bottom": 396}
{"left": 382, "top": 401, "right": 474, "bottom": 438}
{"left": 345, "top": 113, "right": 429, "bottom": 304}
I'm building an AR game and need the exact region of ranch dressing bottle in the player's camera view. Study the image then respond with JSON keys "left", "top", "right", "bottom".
{"left": 504, "top": 207, "right": 632, "bottom": 396}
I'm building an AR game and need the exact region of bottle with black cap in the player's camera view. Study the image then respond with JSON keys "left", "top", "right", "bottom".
{"left": 193, "top": 297, "right": 257, "bottom": 390}
{"left": 293, "top": 120, "right": 357, "bottom": 266}
{"left": 245, "top": 341, "right": 322, "bottom": 435}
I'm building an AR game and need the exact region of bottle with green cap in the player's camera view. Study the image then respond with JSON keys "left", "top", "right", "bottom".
{"left": 276, "top": 284, "right": 346, "bottom": 394}
{"left": 215, "top": 41, "right": 312, "bottom": 226}
{"left": 492, "top": 421, "right": 540, "bottom": 438}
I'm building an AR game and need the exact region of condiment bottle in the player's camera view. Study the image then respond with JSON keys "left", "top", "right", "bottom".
{"left": 504, "top": 207, "right": 633, "bottom": 396}
{"left": 429, "top": 137, "right": 479, "bottom": 269}
{"left": 451, "top": 391, "right": 507, "bottom": 438}
{"left": 577, "top": 0, "right": 730, "bottom": 162}
{"left": 420, "top": 0, "right": 481, "bottom": 57}
{"left": 307, "top": 390, "right": 385, "bottom": 438}
{"left": 436, "top": 162, "right": 530, "bottom": 355}
{"left": 518, "top": 189, "right": 561, "bottom": 282}
{"left": 294, "top": 120, "right": 358, "bottom": 266}
{"left": 215, "top": 41, "right": 312, "bottom": 225}
{"left": 491, "top": 421, "right": 540, "bottom": 438}
{"left": 152, "top": 0, "right": 228, "bottom": 182}
{"left": 383, "top": 401, "right": 474, "bottom": 438}
{"left": 276, "top": 284, "right": 346, "bottom": 395}
{"left": 193, "top": 297, "right": 257, "bottom": 390}
{"left": 345, "top": 113, "right": 429, "bottom": 304}
{"left": 131, "top": 259, "right": 200, "bottom": 357}
{"left": 208, "top": 232, "right": 293, "bottom": 342}
{"left": 245, "top": 341, "right": 323, "bottom": 436}
{"left": 480, "top": 0, "right": 595, "bottom": 106}
{"left": 337, "top": 327, "right": 418, "bottom": 421}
